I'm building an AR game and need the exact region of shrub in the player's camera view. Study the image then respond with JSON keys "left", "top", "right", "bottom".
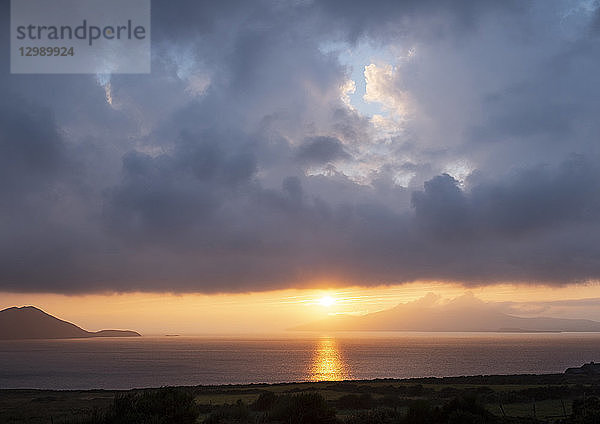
{"left": 403, "top": 399, "right": 436, "bottom": 424}
{"left": 336, "top": 393, "right": 374, "bottom": 410}
{"left": 251, "top": 391, "right": 277, "bottom": 411}
{"left": 571, "top": 396, "right": 600, "bottom": 424}
{"left": 74, "top": 387, "right": 199, "bottom": 424}
{"left": 268, "top": 392, "right": 338, "bottom": 424}
{"left": 344, "top": 407, "right": 402, "bottom": 424}
{"left": 203, "top": 399, "right": 251, "bottom": 424}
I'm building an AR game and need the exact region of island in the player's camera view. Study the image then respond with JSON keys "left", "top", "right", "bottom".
{"left": 0, "top": 306, "right": 141, "bottom": 340}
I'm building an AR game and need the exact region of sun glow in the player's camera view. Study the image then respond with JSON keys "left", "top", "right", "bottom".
{"left": 319, "top": 296, "right": 336, "bottom": 307}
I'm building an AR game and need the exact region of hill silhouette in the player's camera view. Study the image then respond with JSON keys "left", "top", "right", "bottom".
{"left": 293, "top": 293, "right": 600, "bottom": 333}
{"left": 0, "top": 306, "right": 141, "bottom": 340}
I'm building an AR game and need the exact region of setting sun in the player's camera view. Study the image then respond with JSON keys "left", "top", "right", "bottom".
{"left": 319, "top": 296, "right": 336, "bottom": 307}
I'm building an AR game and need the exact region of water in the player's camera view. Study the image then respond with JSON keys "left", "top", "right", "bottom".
{"left": 1, "top": 333, "right": 599, "bottom": 390}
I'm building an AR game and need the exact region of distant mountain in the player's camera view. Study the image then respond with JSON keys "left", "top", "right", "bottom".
{"left": 293, "top": 293, "right": 600, "bottom": 333}
{"left": 0, "top": 306, "right": 141, "bottom": 340}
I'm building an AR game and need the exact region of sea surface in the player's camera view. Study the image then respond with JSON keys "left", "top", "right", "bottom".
{"left": 1, "top": 333, "right": 600, "bottom": 390}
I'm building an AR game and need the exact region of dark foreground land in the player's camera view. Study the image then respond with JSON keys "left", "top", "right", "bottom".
{"left": 3, "top": 373, "right": 600, "bottom": 424}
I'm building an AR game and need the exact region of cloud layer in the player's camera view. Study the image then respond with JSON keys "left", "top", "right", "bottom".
{"left": 1, "top": 0, "right": 600, "bottom": 293}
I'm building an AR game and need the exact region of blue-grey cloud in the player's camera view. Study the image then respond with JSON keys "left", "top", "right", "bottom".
{"left": 1, "top": 0, "right": 600, "bottom": 293}
{"left": 295, "top": 136, "right": 350, "bottom": 165}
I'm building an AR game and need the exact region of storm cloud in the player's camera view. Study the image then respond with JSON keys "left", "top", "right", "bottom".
{"left": 1, "top": 0, "right": 600, "bottom": 293}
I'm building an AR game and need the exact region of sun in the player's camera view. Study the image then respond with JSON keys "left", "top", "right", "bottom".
{"left": 319, "top": 296, "right": 336, "bottom": 307}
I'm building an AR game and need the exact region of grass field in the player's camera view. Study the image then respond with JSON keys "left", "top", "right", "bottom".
{"left": 1, "top": 373, "right": 599, "bottom": 423}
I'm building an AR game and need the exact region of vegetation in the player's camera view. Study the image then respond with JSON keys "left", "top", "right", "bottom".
{"left": 71, "top": 387, "right": 199, "bottom": 424}
{"left": 3, "top": 374, "right": 600, "bottom": 424}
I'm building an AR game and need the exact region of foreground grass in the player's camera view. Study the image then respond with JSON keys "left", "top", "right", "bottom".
{"left": 1, "top": 373, "right": 599, "bottom": 423}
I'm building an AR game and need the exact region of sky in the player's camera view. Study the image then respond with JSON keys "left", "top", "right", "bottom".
{"left": 2, "top": 0, "right": 600, "bottom": 333}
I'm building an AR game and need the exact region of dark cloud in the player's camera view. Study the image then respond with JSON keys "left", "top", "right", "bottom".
{"left": 103, "top": 129, "right": 257, "bottom": 245}
{"left": 412, "top": 174, "right": 470, "bottom": 240}
{"left": 412, "top": 156, "right": 600, "bottom": 241}
{"left": 0, "top": 100, "right": 66, "bottom": 194}
{"left": 1, "top": 0, "right": 600, "bottom": 293}
{"left": 311, "top": 0, "right": 524, "bottom": 41}
{"left": 295, "top": 136, "right": 350, "bottom": 165}
{"left": 592, "top": 7, "right": 600, "bottom": 33}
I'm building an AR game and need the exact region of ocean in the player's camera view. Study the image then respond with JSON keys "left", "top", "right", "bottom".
{"left": 1, "top": 333, "right": 599, "bottom": 390}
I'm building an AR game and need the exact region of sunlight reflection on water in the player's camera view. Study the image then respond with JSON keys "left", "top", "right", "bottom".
{"left": 309, "top": 337, "right": 350, "bottom": 381}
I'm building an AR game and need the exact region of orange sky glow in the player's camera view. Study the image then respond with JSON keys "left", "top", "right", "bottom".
{"left": 3, "top": 282, "right": 600, "bottom": 335}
